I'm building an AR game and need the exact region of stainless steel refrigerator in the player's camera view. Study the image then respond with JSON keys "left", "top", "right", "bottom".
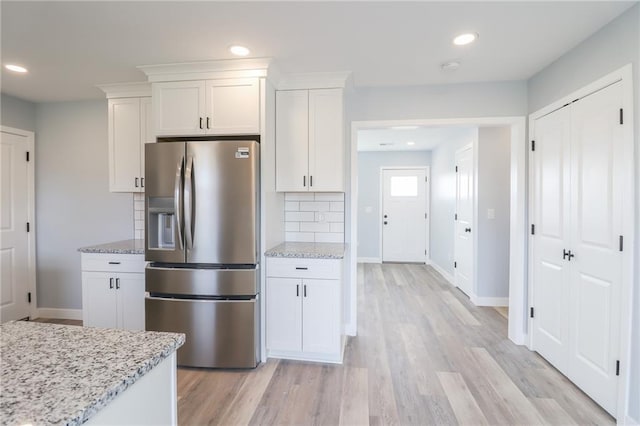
{"left": 144, "top": 137, "right": 259, "bottom": 368}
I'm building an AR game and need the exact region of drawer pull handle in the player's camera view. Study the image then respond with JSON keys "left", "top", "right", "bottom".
{"left": 109, "top": 278, "right": 114, "bottom": 289}
{"left": 115, "top": 278, "right": 120, "bottom": 289}
{"left": 108, "top": 261, "right": 121, "bottom": 265}
{"left": 295, "top": 267, "right": 308, "bottom": 270}
{"left": 296, "top": 284, "right": 299, "bottom": 297}
{"left": 304, "top": 284, "right": 307, "bottom": 297}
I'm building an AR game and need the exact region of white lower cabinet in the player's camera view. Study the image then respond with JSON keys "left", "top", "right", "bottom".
{"left": 266, "top": 258, "right": 343, "bottom": 363}
{"left": 81, "top": 253, "right": 145, "bottom": 331}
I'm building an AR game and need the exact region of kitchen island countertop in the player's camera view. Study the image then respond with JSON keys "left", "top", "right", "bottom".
{"left": 265, "top": 242, "right": 346, "bottom": 259}
{"left": 78, "top": 239, "right": 145, "bottom": 254}
{"left": 0, "top": 321, "right": 184, "bottom": 426}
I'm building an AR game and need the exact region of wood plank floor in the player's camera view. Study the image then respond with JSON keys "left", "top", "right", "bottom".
{"left": 35, "top": 263, "right": 614, "bottom": 425}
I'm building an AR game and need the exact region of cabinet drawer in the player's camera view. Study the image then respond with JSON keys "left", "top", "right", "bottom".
{"left": 266, "top": 257, "right": 342, "bottom": 280}
{"left": 81, "top": 253, "right": 146, "bottom": 273}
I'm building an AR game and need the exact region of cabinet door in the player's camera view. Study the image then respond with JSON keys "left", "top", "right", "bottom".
{"left": 82, "top": 272, "right": 118, "bottom": 328}
{"left": 266, "top": 277, "right": 302, "bottom": 352}
{"left": 116, "top": 273, "right": 145, "bottom": 331}
{"left": 108, "top": 98, "right": 142, "bottom": 192}
{"left": 205, "top": 78, "right": 260, "bottom": 135}
{"left": 153, "top": 81, "right": 206, "bottom": 136}
{"left": 275, "top": 90, "right": 309, "bottom": 192}
{"left": 140, "top": 97, "right": 153, "bottom": 190}
{"left": 302, "top": 279, "right": 341, "bottom": 354}
{"left": 308, "top": 89, "right": 344, "bottom": 191}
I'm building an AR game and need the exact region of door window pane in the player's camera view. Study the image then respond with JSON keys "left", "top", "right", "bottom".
{"left": 390, "top": 176, "right": 418, "bottom": 197}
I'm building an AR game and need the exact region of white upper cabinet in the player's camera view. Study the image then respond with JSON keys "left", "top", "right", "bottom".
{"left": 153, "top": 78, "right": 260, "bottom": 137}
{"left": 276, "top": 88, "right": 344, "bottom": 192}
{"left": 108, "top": 96, "right": 152, "bottom": 192}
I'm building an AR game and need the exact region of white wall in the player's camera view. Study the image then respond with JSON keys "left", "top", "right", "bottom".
{"left": 476, "top": 127, "right": 511, "bottom": 299}
{"left": 527, "top": 4, "right": 639, "bottom": 421}
{"left": 1, "top": 93, "right": 36, "bottom": 131}
{"left": 35, "top": 101, "right": 133, "bottom": 309}
{"left": 357, "top": 150, "right": 432, "bottom": 260}
{"left": 429, "top": 129, "right": 478, "bottom": 275}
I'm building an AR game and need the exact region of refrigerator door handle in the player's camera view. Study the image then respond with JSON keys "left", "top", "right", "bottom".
{"left": 184, "top": 156, "right": 195, "bottom": 249}
{"left": 174, "top": 157, "right": 185, "bottom": 250}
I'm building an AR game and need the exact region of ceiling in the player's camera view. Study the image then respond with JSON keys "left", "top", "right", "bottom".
{"left": 358, "top": 126, "right": 477, "bottom": 152}
{"left": 1, "top": 1, "right": 635, "bottom": 103}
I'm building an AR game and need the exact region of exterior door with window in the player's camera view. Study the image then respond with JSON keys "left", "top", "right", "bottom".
{"left": 382, "top": 168, "right": 427, "bottom": 262}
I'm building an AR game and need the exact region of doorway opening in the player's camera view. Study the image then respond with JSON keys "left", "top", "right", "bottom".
{"left": 348, "top": 117, "right": 527, "bottom": 345}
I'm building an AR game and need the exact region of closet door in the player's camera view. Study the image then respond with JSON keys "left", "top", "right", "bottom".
{"left": 531, "top": 106, "right": 572, "bottom": 373}
{"left": 567, "top": 81, "right": 623, "bottom": 415}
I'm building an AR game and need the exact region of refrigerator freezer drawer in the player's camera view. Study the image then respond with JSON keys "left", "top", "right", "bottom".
{"left": 146, "top": 266, "right": 258, "bottom": 296}
{"left": 145, "top": 296, "right": 259, "bottom": 368}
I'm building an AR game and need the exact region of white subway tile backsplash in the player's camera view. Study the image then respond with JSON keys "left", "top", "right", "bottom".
{"left": 285, "top": 201, "right": 299, "bottom": 211}
{"left": 315, "top": 233, "right": 344, "bottom": 243}
{"left": 133, "top": 194, "right": 145, "bottom": 238}
{"left": 285, "top": 232, "right": 315, "bottom": 242}
{"left": 299, "top": 201, "right": 330, "bottom": 212}
{"left": 285, "top": 222, "right": 300, "bottom": 232}
{"left": 284, "top": 192, "right": 345, "bottom": 243}
{"left": 285, "top": 192, "right": 315, "bottom": 201}
{"left": 135, "top": 220, "right": 145, "bottom": 230}
{"left": 300, "top": 222, "right": 331, "bottom": 233}
{"left": 134, "top": 210, "right": 144, "bottom": 221}
{"left": 285, "top": 211, "right": 315, "bottom": 222}
{"left": 330, "top": 202, "right": 344, "bottom": 212}
{"left": 317, "top": 212, "right": 344, "bottom": 223}
{"left": 330, "top": 222, "right": 344, "bottom": 233}
{"left": 314, "top": 193, "right": 344, "bottom": 202}
{"left": 135, "top": 229, "right": 144, "bottom": 240}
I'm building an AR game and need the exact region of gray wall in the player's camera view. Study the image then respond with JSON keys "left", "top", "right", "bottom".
{"left": 527, "top": 4, "right": 639, "bottom": 421}
{"left": 35, "top": 101, "right": 133, "bottom": 309}
{"left": 430, "top": 129, "right": 478, "bottom": 275}
{"left": 1, "top": 93, "right": 36, "bottom": 131}
{"left": 357, "top": 150, "right": 432, "bottom": 259}
{"left": 351, "top": 81, "right": 528, "bottom": 121}
{"left": 477, "top": 127, "right": 511, "bottom": 298}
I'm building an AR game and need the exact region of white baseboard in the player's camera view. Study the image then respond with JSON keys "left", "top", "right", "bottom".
{"left": 36, "top": 308, "right": 82, "bottom": 321}
{"left": 470, "top": 296, "right": 509, "bottom": 307}
{"left": 429, "top": 261, "right": 454, "bottom": 285}
{"left": 344, "top": 322, "right": 357, "bottom": 336}
{"left": 357, "top": 257, "right": 381, "bottom": 263}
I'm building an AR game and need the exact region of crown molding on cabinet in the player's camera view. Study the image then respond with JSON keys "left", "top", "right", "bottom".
{"left": 97, "top": 82, "right": 151, "bottom": 99}
{"left": 137, "top": 58, "right": 275, "bottom": 83}
{"left": 276, "top": 71, "right": 352, "bottom": 90}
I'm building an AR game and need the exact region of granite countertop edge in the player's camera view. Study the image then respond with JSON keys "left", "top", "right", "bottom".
{"left": 72, "top": 335, "right": 184, "bottom": 425}
{"left": 265, "top": 242, "right": 346, "bottom": 259}
{"left": 78, "top": 239, "right": 145, "bottom": 255}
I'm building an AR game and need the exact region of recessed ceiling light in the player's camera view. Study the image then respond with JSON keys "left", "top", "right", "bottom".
{"left": 453, "top": 33, "right": 478, "bottom": 46}
{"left": 391, "top": 126, "right": 418, "bottom": 130}
{"left": 441, "top": 61, "right": 461, "bottom": 71}
{"left": 5, "top": 64, "right": 28, "bottom": 73}
{"left": 229, "top": 45, "right": 250, "bottom": 56}
{"left": 407, "top": 141, "right": 416, "bottom": 146}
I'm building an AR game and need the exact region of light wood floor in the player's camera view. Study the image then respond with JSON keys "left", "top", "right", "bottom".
{"left": 36, "top": 263, "right": 614, "bottom": 425}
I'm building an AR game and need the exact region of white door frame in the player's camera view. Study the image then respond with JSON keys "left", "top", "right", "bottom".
{"left": 1, "top": 125, "right": 37, "bottom": 319}
{"left": 349, "top": 116, "right": 527, "bottom": 344}
{"left": 528, "top": 64, "right": 634, "bottom": 420}
{"left": 378, "top": 166, "right": 430, "bottom": 263}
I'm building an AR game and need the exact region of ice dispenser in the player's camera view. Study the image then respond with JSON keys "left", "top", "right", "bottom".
{"left": 147, "top": 197, "right": 176, "bottom": 250}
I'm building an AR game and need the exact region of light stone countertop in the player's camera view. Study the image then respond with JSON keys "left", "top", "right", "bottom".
{"left": 78, "top": 239, "right": 145, "bottom": 254}
{"left": 0, "top": 321, "right": 184, "bottom": 426}
{"left": 265, "top": 242, "right": 346, "bottom": 259}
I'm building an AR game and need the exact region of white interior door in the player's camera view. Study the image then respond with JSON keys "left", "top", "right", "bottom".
{"left": 531, "top": 106, "right": 572, "bottom": 373}
{"left": 381, "top": 168, "right": 427, "bottom": 262}
{"left": 454, "top": 146, "right": 474, "bottom": 296}
{"left": 566, "top": 81, "right": 623, "bottom": 416}
{"left": 531, "top": 81, "right": 624, "bottom": 417}
{"left": 1, "top": 130, "right": 31, "bottom": 322}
